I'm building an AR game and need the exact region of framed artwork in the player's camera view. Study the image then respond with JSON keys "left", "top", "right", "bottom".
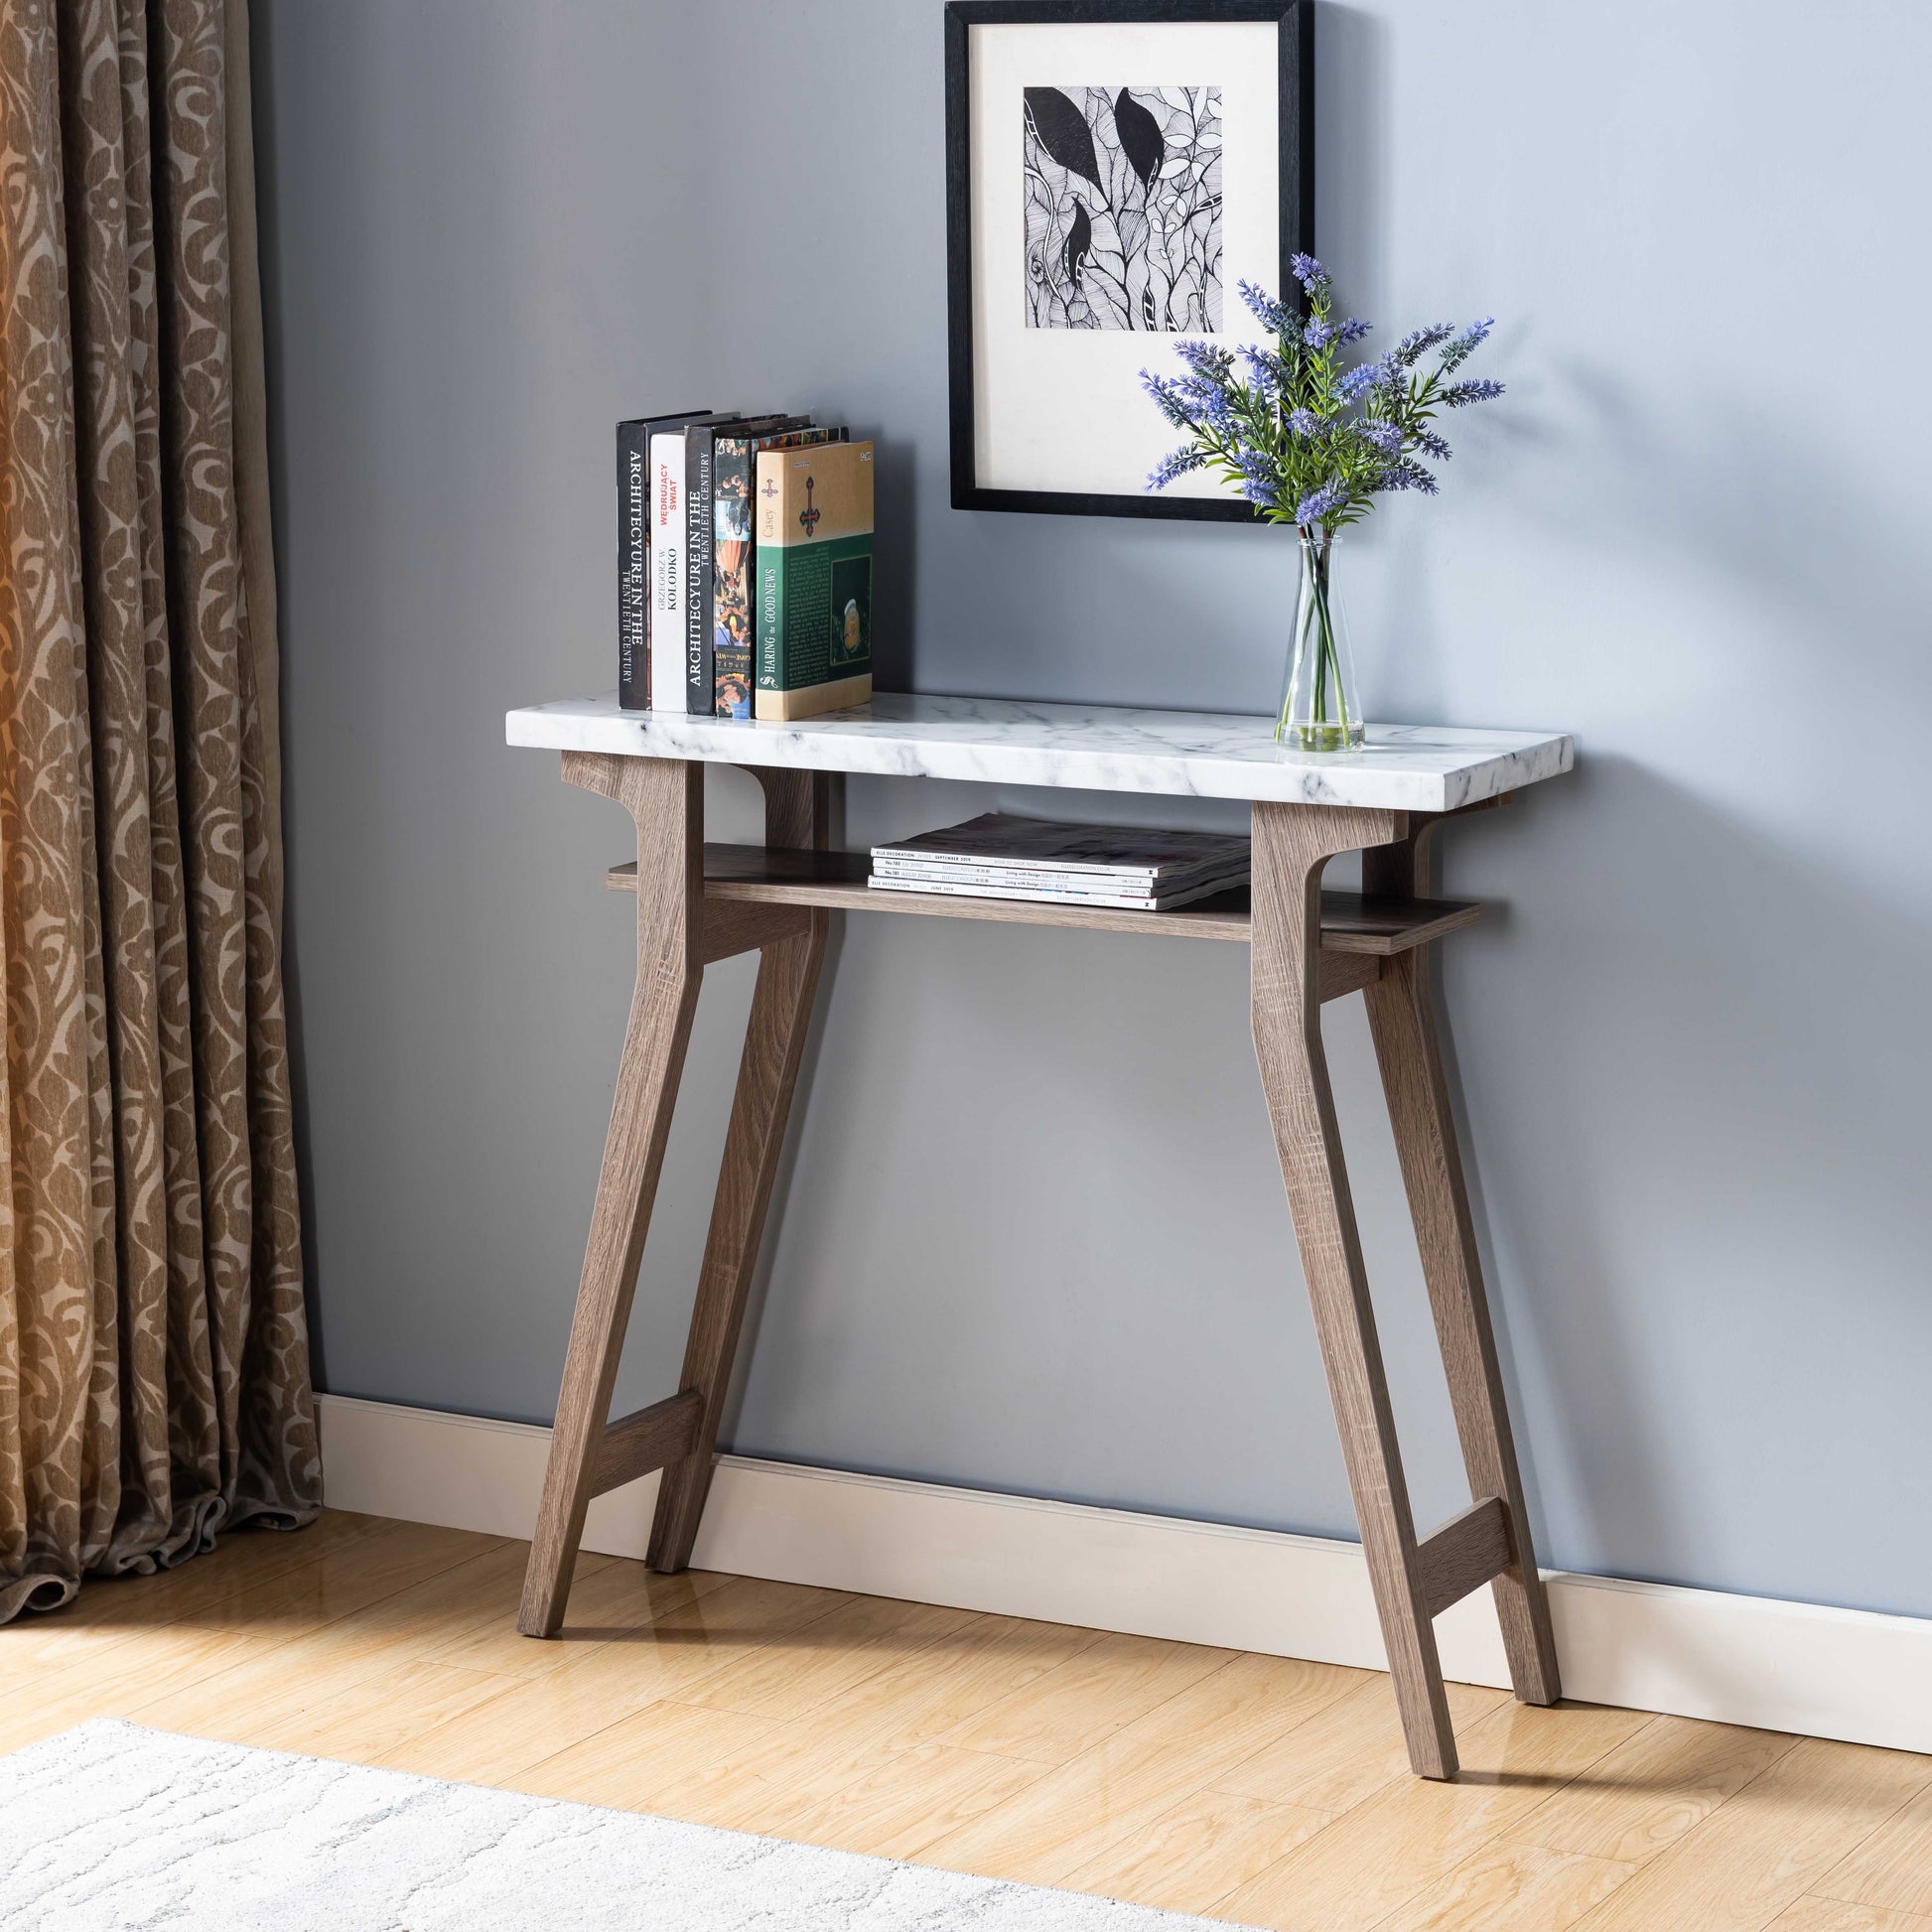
{"left": 944, "top": 0, "right": 1313, "bottom": 520}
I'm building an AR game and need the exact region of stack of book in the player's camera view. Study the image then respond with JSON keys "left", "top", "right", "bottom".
{"left": 869, "top": 814, "right": 1252, "bottom": 911}
{"left": 617, "top": 410, "right": 874, "bottom": 721}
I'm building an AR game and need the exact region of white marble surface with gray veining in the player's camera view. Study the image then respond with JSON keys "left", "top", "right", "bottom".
{"left": 505, "top": 692, "right": 1573, "bottom": 813}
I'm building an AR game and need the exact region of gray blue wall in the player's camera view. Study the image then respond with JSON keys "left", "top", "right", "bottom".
{"left": 254, "top": 0, "right": 1932, "bottom": 1618}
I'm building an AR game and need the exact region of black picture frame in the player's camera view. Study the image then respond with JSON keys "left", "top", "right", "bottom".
{"left": 944, "top": 0, "right": 1313, "bottom": 521}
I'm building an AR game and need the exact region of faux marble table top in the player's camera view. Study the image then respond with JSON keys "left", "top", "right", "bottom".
{"left": 505, "top": 692, "right": 1574, "bottom": 812}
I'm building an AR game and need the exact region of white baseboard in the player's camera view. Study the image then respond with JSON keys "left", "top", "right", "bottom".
{"left": 316, "top": 1392, "right": 1932, "bottom": 1756}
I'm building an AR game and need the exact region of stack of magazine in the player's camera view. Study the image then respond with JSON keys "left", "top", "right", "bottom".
{"left": 869, "top": 814, "right": 1252, "bottom": 912}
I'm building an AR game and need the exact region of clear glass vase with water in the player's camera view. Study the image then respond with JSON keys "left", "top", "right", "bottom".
{"left": 1278, "top": 531, "right": 1365, "bottom": 753}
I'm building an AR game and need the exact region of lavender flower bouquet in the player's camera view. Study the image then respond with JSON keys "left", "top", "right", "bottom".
{"left": 1143, "top": 254, "right": 1504, "bottom": 750}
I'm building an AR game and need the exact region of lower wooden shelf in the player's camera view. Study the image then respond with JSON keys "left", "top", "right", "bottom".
{"left": 604, "top": 847, "right": 1483, "bottom": 954}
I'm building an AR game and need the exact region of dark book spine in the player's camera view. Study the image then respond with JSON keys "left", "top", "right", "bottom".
{"left": 711, "top": 438, "right": 753, "bottom": 718}
{"left": 685, "top": 429, "right": 717, "bottom": 714}
{"left": 617, "top": 421, "right": 651, "bottom": 708}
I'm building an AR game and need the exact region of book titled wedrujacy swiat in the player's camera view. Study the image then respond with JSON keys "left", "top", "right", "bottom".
{"left": 755, "top": 441, "right": 874, "bottom": 721}
{"left": 648, "top": 412, "right": 739, "bottom": 711}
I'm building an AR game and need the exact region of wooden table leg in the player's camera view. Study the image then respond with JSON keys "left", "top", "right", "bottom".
{"left": 1364, "top": 821, "right": 1562, "bottom": 1709}
{"left": 518, "top": 754, "right": 703, "bottom": 1638}
{"left": 649, "top": 770, "right": 832, "bottom": 1573}
{"left": 1250, "top": 799, "right": 1461, "bottom": 1779}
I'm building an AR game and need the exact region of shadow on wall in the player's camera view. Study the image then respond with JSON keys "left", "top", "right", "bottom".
{"left": 871, "top": 434, "right": 917, "bottom": 696}
{"left": 1467, "top": 753, "right": 1932, "bottom": 1615}
{"left": 1316, "top": 6, "right": 1391, "bottom": 302}
{"left": 248, "top": 0, "right": 327, "bottom": 1394}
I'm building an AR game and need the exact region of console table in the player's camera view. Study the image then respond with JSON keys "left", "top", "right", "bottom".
{"left": 504, "top": 692, "right": 1575, "bottom": 1781}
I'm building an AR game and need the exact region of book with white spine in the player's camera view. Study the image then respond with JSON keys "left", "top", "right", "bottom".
{"left": 647, "top": 430, "right": 689, "bottom": 712}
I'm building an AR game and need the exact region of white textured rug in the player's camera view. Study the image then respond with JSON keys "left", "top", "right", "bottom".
{"left": 0, "top": 1722, "right": 1254, "bottom": 1929}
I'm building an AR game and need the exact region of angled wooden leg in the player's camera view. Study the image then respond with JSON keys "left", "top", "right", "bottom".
{"left": 1251, "top": 799, "right": 1460, "bottom": 1780}
{"left": 648, "top": 769, "right": 832, "bottom": 1574}
{"left": 1365, "top": 820, "right": 1562, "bottom": 1708}
{"left": 518, "top": 754, "right": 703, "bottom": 1638}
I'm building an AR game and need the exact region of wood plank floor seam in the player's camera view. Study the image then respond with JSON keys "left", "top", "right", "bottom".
{"left": 5, "top": 1510, "right": 1928, "bottom": 1929}
{"left": 1807, "top": 1778, "right": 1932, "bottom": 1918}
{"left": 1557, "top": 1737, "right": 1932, "bottom": 1932}
{"left": 1768, "top": 1901, "right": 1932, "bottom": 1932}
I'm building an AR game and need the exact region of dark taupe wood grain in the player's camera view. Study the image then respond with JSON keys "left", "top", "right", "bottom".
{"left": 614, "top": 847, "right": 1484, "bottom": 955}
{"left": 1416, "top": 1495, "right": 1514, "bottom": 1620}
{"left": 591, "top": 1389, "right": 702, "bottom": 1497}
{"left": 1250, "top": 798, "right": 1461, "bottom": 1780}
{"left": 698, "top": 897, "right": 814, "bottom": 965}
{"left": 518, "top": 754, "right": 704, "bottom": 1639}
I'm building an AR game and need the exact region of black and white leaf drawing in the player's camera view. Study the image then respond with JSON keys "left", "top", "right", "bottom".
{"left": 1024, "top": 84, "right": 1221, "bottom": 333}
{"left": 1024, "top": 87, "right": 1102, "bottom": 187}
{"left": 1063, "top": 200, "right": 1092, "bottom": 287}
{"left": 1113, "top": 88, "right": 1164, "bottom": 190}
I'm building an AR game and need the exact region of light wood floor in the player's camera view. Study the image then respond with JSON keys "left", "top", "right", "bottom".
{"left": 7, "top": 1511, "right": 1931, "bottom": 1929}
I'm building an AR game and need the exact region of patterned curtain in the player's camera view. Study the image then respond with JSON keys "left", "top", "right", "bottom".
{"left": 0, "top": 0, "right": 320, "bottom": 1624}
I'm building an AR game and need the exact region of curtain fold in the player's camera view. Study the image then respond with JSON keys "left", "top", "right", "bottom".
{"left": 0, "top": 0, "right": 320, "bottom": 1625}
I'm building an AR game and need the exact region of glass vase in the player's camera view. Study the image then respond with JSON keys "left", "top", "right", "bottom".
{"left": 1278, "top": 530, "right": 1364, "bottom": 752}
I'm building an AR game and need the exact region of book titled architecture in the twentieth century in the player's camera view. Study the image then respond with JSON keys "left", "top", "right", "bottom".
{"left": 616, "top": 407, "right": 707, "bottom": 708}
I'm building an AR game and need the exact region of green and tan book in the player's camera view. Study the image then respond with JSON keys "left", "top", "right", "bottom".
{"left": 713, "top": 424, "right": 842, "bottom": 718}
{"left": 754, "top": 440, "right": 874, "bottom": 721}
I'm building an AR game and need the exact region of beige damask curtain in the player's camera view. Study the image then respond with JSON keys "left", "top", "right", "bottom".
{"left": 0, "top": 0, "right": 319, "bottom": 1623}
